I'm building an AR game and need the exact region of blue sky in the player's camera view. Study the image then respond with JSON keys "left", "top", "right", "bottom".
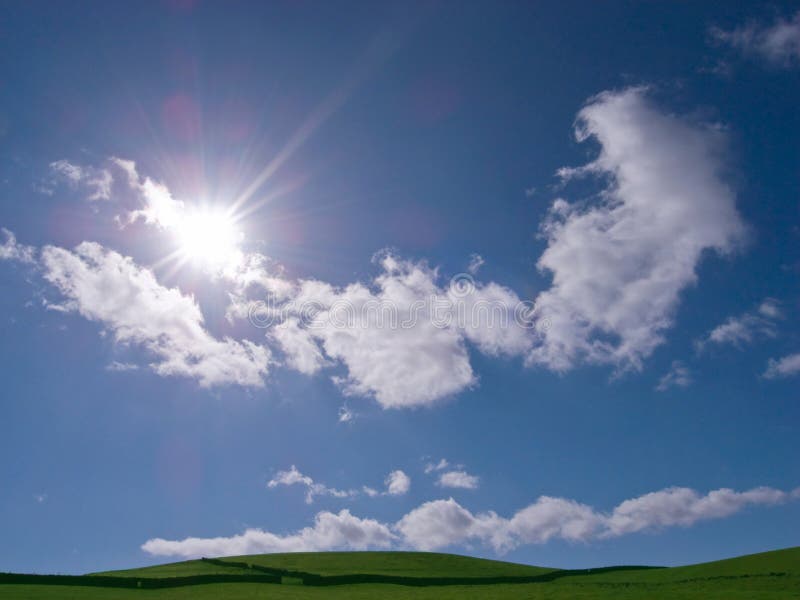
{"left": 1, "top": 1, "right": 799, "bottom": 575}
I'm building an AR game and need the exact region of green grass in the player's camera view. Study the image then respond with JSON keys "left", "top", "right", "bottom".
{"left": 92, "top": 559, "right": 253, "bottom": 578}
{"left": 555, "top": 545, "right": 800, "bottom": 583}
{"left": 2, "top": 547, "right": 798, "bottom": 599}
{"left": 218, "top": 550, "right": 557, "bottom": 577}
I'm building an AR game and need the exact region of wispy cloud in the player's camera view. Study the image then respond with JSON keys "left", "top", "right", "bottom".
{"left": 106, "top": 361, "right": 140, "bottom": 372}
{"left": 268, "top": 466, "right": 410, "bottom": 504}
{"left": 467, "top": 253, "right": 485, "bottom": 275}
{"left": 50, "top": 159, "right": 113, "bottom": 201}
{"left": 656, "top": 361, "right": 692, "bottom": 392}
{"left": 0, "top": 228, "right": 35, "bottom": 264}
{"left": 144, "top": 483, "right": 799, "bottom": 557}
{"left": 697, "top": 299, "right": 782, "bottom": 351}
{"left": 267, "top": 466, "right": 358, "bottom": 504}
{"left": 764, "top": 353, "right": 800, "bottom": 379}
{"left": 424, "top": 458, "right": 450, "bottom": 474}
{"left": 711, "top": 11, "right": 800, "bottom": 68}
{"left": 40, "top": 242, "right": 271, "bottom": 387}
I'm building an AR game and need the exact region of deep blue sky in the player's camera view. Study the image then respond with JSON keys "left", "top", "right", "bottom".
{"left": 0, "top": 1, "right": 799, "bottom": 574}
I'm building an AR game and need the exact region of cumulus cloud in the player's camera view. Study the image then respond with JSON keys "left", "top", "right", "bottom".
{"left": 0, "top": 228, "right": 35, "bottom": 264}
{"left": 711, "top": 11, "right": 800, "bottom": 67}
{"left": 655, "top": 361, "right": 692, "bottom": 392}
{"left": 10, "top": 86, "right": 754, "bottom": 410}
{"left": 144, "top": 484, "right": 798, "bottom": 557}
{"left": 142, "top": 509, "right": 395, "bottom": 558}
{"left": 40, "top": 242, "right": 270, "bottom": 387}
{"left": 385, "top": 470, "right": 411, "bottom": 496}
{"left": 764, "top": 353, "right": 800, "bottom": 379}
{"left": 697, "top": 298, "right": 782, "bottom": 351}
{"left": 262, "top": 254, "right": 534, "bottom": 408}
{"left": 267, "top": 466, "right": 357, "bottom": 504}
{"left": 437, "top": 470, "right": 480, "bottom": 490}
{"left": 528, "top": 87, "right": 745, "bottom": 373}
{"left": 50, "top": 159, "right": 113, "bottom": 201}
{"left": 272, "top": 259, "right": 471, "bottom": 409}
{"left": 270, "top": 318, "right": 329, "bottom": 375}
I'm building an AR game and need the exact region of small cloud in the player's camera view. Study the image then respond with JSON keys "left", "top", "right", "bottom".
{"left": 424, "top": 458, "right": 450, "bottom": 474}
{"left": 467, "top": 254, "right": 485, "bottom": 275}
{"left": 50, "top": 159, "right": 113, "bottom": 201}
{"left": 656, "top": 361, "right": 692, "bottom": 392}
{"left": 696, "top": 298, "right": 782, "bottom": 352}
{"left": 437, "top": 470, "right": 479, "bottom": 490}
{"left": 33, "top": 493, "right": 47, "bottom": 504}
{"left": 710, "top": 11, "right": 800, "bottom": 68}
{"left": 764, "top": 353, "right": 800, "bottom": 379}
{"left": 524, "top": 186, "right": 537, "bottom": 197}
{"left": 0, "top": 228, "right": 36, "bottom": 264}
{"left": 338, "top": 404, "right": 356, "bottom": 423}
{"left": 267, "top": 465, "right": 358, "bottom": 505}
{"left": 106, "top": 361, "right": 139, "bottom": 372}
{"left": 385, "top": 470, "right": 411, "bottom": 496}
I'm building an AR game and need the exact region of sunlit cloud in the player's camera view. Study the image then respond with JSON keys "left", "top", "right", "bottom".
{"left": 144, "top": 483, "right": 800, "bottom": 557}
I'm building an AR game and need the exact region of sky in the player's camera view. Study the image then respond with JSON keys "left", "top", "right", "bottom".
{"left": 0, "top": 0, "right": 799, "bottom": 575}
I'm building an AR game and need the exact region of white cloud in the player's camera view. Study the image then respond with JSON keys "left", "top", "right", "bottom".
{"left": 112, "top": 158, "right": 185, "bottom": 229}
{"left": 106, "top": 361, "right": 139, "bottom": 372}
{"left": 146, "top": 484, "right": 798, "bottom": 557}
{"left": 337, "top": 404, "right": 356, "bottom": 423}
{"left": 270, "top": 318, "right": 329, "bottom": 375}
{"left": 267, "top": 466, "right": 357, "bottom": 504}
{"left": 698, "top": 298, "right": 781, "bottom": 350}
{"left": 385, "top": 470, "right": 411, "bottom": 496}
{"left": 396, "top": 498, "right": 503, "bottom": 551}
{"left": 603, "top": 486, "right": 789, "bottom": 537}
{"left": 528, "top": 88, "right": 745, "bottom": 373}
{"left": 268, "top": 254, "right": 534, "bottom": 408}
{"left": 50, "top": 159, "right": 113, "bottom": 201}
{"left": 397, "top": 484, "right": 797, "bottom": 553}
{"left": 437, "top": 470, "right": 479, "bottom": 490}
{"left": 0, "top": 228, "right": 35, "bottom": 264}
{"left": 467, "top": 253, "right": 485, "bottom": 275}
{"left": 40, "top": 242, "right": 270, "bottom": 387}
{"left": 142, "top": 509, "right": 395, "bottom": 558}
{"left": 764, "top": 353, "right": 800, "bottom": 379}
{"left": 268, "top": 466, "right": 409, "bottom": 503}
{"left": 424, "top": 458, "right": 450, "bottom": 474}
{"left": 454, "top": 280, "right": 533, "bottom": 358}
{"left": 655, "top": 360, "right": 692, "bottom": 392}
{"left": 711, "top": 11, "right": 800, "bottom": 67}
{"left": 280, "top": 256, "right": 478, "bottom": 409}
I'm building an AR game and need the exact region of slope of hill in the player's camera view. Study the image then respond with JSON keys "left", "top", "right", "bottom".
{"left": 1, "top": 546, "right": 797, "bottom": 599}
{"left": 108, "top": 551, "right": 558, "bottom": 578}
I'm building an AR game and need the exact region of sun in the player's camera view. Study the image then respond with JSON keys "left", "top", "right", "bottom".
{"left": 175, "top": 208, "right": 243, "bottom": 268}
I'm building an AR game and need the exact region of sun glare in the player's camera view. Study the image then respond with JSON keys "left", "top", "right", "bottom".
{"left": 176, "top": 208, "right": 242, "bottom": 267}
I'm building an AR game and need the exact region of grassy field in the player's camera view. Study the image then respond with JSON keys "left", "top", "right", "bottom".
{"left": 2, "top": 547, "right": 798, "bottom": 599}
{"left": 98, "top": 551, "right": 556, "bottom": 579}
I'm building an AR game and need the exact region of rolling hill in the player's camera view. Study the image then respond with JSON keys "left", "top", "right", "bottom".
{"left": 1, "top": 546, "right": 797, "bottom": 599}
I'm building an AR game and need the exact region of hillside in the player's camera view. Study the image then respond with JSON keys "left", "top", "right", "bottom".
{"left": 99, "top": 551, "right": 557, "bottom": 579}
{"left": 1, "top": 546, "right": 798, "bottom": 599}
